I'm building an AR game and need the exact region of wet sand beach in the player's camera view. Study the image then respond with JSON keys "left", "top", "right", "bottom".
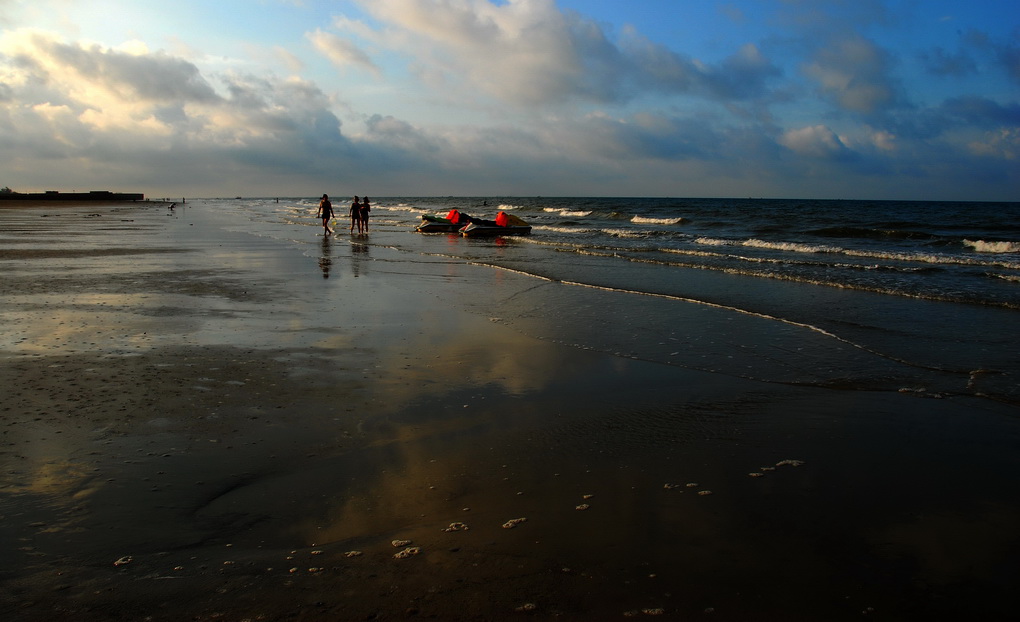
{"left": 2, "top": 202, "right": 1019, "bottom": 621}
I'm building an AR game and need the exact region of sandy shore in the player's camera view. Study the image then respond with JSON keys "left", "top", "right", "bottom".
{"left": 2, "top": 202, "right": 1018, "bottom": 621}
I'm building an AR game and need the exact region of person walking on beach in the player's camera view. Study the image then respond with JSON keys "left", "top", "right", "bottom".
{"left": 360, "top": 196, "right": 371, "bottom": 233}
{"left": 317, "top": 194, "right": 334, "bottom": 234}
{"left": 349, "top": 196, "right": 362, "bottom": 234}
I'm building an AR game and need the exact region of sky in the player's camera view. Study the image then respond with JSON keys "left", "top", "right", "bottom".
{"left": 0, "top": 0, "right": 1017, "bottom": 201}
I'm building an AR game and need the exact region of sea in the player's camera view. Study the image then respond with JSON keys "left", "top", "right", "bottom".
{"left": 210, "top": 196, "right": 1020, "bottom": 404}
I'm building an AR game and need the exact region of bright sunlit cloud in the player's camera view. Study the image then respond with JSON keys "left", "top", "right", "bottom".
{"left": 0, "top": 0, "right": 1016, "bottom": 200}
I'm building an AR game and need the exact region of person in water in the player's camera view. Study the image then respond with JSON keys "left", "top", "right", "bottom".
{"left": 349, "top": 196, "right": 362, "bottom": 234}
{"left": 317, "top": 194, "right": 333, "bottom": 234}
{"left": 360, "top": 196, "right": 371, "bottom": 232}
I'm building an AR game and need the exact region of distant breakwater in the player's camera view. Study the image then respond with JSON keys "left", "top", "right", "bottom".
{"left": 0, "top": 190, "right": 144, "bottom": 201}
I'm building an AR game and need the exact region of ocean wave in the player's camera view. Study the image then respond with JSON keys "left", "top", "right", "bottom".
{"left": 543, "top": 208, "right": 593, "bottom": 217}
{"left": 964, "top": 239, "right": 1020, "bottom": 254}
{"left": 808, "top": 226, "right": 937, "bottom": 241}
{"left": 534, "top": 225, "right": 591, "bottom": 234}
{"left": 695, "top": 237, "right": 836, "bottom": 253}
{"left": 598, "top": 252, "right": 1020, "bottom": 310}
{"left": 694, "top": 237, "right": 1020, "bottom": 269}
{"left": 379, "top": 204, "right": 423, "bottom": 213}
{"left": 632, "top": 216, "right": 686, "bottom": 225}
{"left": 604, "top": 228, "right": 650, "bottom": 238}
{"left": 497, "top": 203, "right": 524, "bottom": 211}
{"left": 742, "top": 238, "right": 837, "bottom": 253}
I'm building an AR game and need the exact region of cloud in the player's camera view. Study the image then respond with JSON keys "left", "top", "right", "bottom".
{"left": 273, "top": 46, "right": 305, "bottom": 73}
{"left": 0, "top": 1, "right": 1015, "bottom": 201}
{"left": 29, "top": 33, "right": 219, "bottom": 103}
{"left": 307, "top": 29, "right": 379, "bottom": 75}
{"left": 344, "top": 0, "right": 781, "bottom": 108}
{"left": 919, "top": 47, "right": 977, "bottom": 77}
{"left": 778, "top": 125, "right": 853, "bottom": 159}
{"left": 921, "top": 29, "right": 1020, "bottom": 85}
{"left": 0, "top": 28, "right": 356, "bottom": 193}
{"left": 939, "top": 96, "right": 1020, "bottom": 128}
{"left": 803, "top": 35, "right": 897, "bottom": 114}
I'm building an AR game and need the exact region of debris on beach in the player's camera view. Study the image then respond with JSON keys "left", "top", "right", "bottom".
{"left": 685, "top": 482, "right": 699, "bottom": 488}
{"left": 575, "top": 503, "right": 590, "bottom": 510}
{"left": 776, "top": 459, "right": 805, "bottom": 467}
{"left": 343, "top": 551, "right": 363, "bottom": 558}
{"left": 443, "top": 522, "right": 470, "bottom": 532}
{"left": 748, "top": 472, "right": 764, "bottom": 477}
{"left": 663, "top": 483, "right": 683, "bottom": 490}
{"left": 393, "top": 546, "right": 421, "bottom": 559}
{"left": 582, "top": 494, "right": 594, "bottom": 500}
{"left": 113, "top": 556, "right": 132, "bottom": 567}
{"left": 391, "top": 539, "right": 413, "bottom": 547}
{"left": 698, "top": 490, "right": 713, "bottom": 496}
{"left": 515, "top": 602, "right": 537, "bottom": 612}
{"left": 502, "top": 517, "right": 528, "bottom": 529}
{"left": 623, "top": 608, "right": 666, "bottom": 617}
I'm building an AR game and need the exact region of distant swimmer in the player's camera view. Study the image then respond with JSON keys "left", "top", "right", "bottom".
{"left": 317, "top": 194, "right": 334, "bottom": 234}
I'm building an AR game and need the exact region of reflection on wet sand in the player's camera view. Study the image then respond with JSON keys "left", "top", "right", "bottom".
{"left": 317, "top": 234, "right": 332, "bottom": 278}
{"left": 3, "top": 203, "right": 1019, "bottom": 621}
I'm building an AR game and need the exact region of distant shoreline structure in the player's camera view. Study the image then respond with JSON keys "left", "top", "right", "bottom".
{"left": 0, "top": 189, "right": 145, "bottom": 202}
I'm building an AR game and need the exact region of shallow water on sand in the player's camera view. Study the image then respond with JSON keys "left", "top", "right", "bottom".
{"left": 1, "top": 201, "right": 1019, "bottom": 620}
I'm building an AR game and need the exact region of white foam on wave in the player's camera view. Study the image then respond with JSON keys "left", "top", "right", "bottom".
{"left": 535, "top": 225, "right": 590, "bottom": 235}
{"left": 694, "top": 237, "right": 1020, "bottom": 270}
{"left": 843, "top": 248, "right": 1020, "bottom": 270}
{"left": 464, "top": 260, "right": 943, "bottom": 367}
{"left": 543, "top": 208, "right": 593, "bottom": 217}
{"left": 742, "top": 238, "right": 837, "bottom": 253}
{"left": 498, "top": 203, "right": 523, "bottom": 211}
{"left": 632, "top": 216, "right": 685, "bottom": 225}
{"left": 379, "top": 203, "right": 422, "bottom": 213}
{"left": 964, "top": 239, "right": 1020, "bottom": 254}
{"left": 694, "top": 237, "right": 730, "bottom": 246}
{"left": 604, "top": 228, "right": 647, "bottom": 238}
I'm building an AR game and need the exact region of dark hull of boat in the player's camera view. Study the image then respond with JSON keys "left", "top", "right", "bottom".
{"left": 415, "top": 222, "right": 463, "bottom": 233}
{"left": 460, "top": 223, "right": 532, "bottom": 237}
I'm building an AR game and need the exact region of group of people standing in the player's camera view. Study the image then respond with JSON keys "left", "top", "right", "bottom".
{"left": 317, "top": 194, "right": 371, "bottom": 235}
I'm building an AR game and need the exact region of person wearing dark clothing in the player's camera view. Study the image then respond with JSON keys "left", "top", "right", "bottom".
{"left": 349, "top": 196, "right": 362, "bottom": 234}
{"left": 360, "top": 196, "right": 371, "bottom": 232}
{"left": 317, "top": 194, "right": 334, "bottom": 234}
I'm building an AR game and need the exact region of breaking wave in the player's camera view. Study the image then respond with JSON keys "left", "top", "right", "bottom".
{"left": 632, "top": 216, "right": 686, "bottom": 225}
{"left": 964, "top": 239, "right": 1020, "bottom": 254}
